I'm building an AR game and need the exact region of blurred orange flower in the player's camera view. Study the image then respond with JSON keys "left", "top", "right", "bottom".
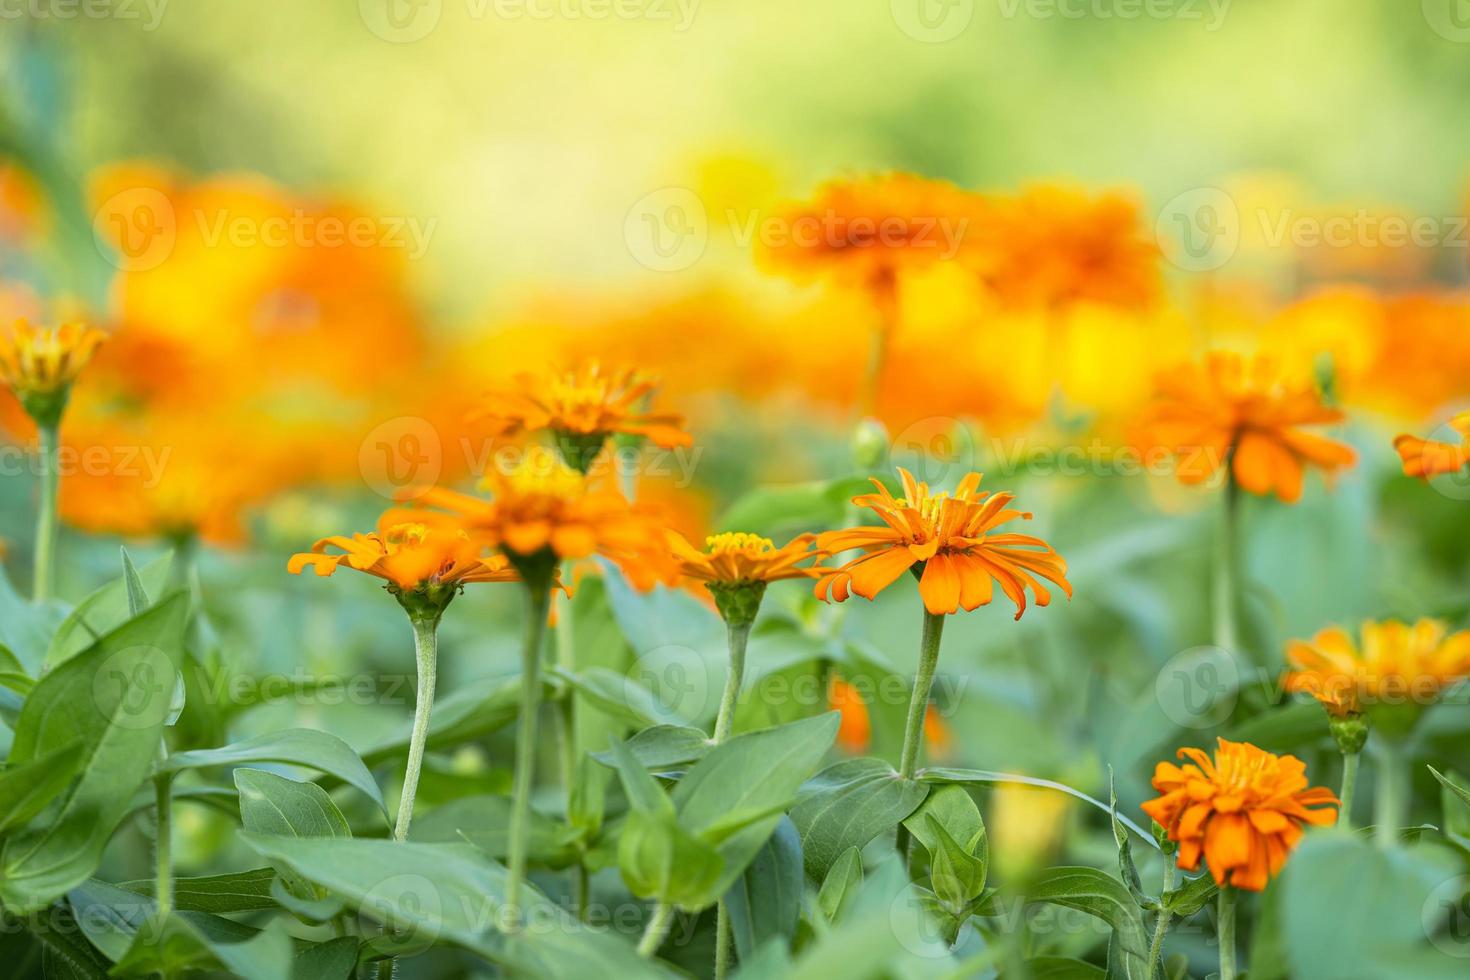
{"left": 0, "top": 319, "right": 106, "bottom": 402}
{"left": 1142, "top": 738, "right": 1337, "bottom": 891}
{"left": 829, "top": 675, "right": 871, "bottom": 753}
{"left": 1394, "top": 412, "right": 1470, "bottom": 480}
{"left": 1284, "top": 619, "right": 1470, "bottom": 718}
{"left": 815, "top": 468, "right": 1071, "bottom": 619}
{"left": 289, "top": 508, "right": 519, "bottom": 592}
{"left": 1143, "top": 351, "right": 1355, "bottom": 503}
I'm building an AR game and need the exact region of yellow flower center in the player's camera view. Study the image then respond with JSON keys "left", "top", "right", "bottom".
{"left": 384, "top": 522, "right": 429, "bottom": 547}
{"left": 706, "top": 532, "right": 775, "bottom": 556}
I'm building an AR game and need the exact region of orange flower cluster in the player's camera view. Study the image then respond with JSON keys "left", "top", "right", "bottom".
{"left": 1143, "top": 351, "right": 1356, "bottom": 502}
{"left": 816, "top": 468, "right": 1071, "bottom": 619}
{"left": 1143, "top": 738, "right": 1338, "bottom": 891}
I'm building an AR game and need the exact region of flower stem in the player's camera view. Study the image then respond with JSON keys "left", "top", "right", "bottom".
{"left": 713, "top": 621, "right": 751, "bottom": 744}
{"left": 899, "top": 610, "right": 946, "bottom": 779}
{"left": 1338, "top": 750, "right": 1360, "bottom": 831}
{"left": 32, "top": 423, "right": 58, "bottom": 603}
{"left": 153, "top": 770, "right": 174, "bottom": 918}
{"left": 1374, "top": 739, "right": 1408, "bottom": 849}
{"left": 506, "top": 582, "right": 551, "bottom": 927}
{"left": 637, "top": 902, "right": 676, "bottom": 957}
{"left": 1145, "top": 859, "right": 1176, "bottom": 978}
{"left": 393, "top": 615, "right": 439, "bottom": 842}
{"left": 1212, "top": 472, "right": 1240, "bottom": 654}
{"left": 1217, "top": 887, "right": 1237, "bottom": 980}
{"left": 715, "top": 904, "right": 733, "bottom": 979}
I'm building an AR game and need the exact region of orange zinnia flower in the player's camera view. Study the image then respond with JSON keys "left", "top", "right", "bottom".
{"left": 1141, "top": 738, "right": 1338, "bottom": 891}
{"left": 1393, "top": 412, "right": 1470, "bottom": 480}
{"left": 0, "top": 319, "right": 106, "bottom": 418}
{"left": 289, "top": 509, "right": 519, "bottom": 592}
{"left": 828, "top": 676, "right": 872, "bottom": 754}
{"left": 814, "top": 468, "right": 1071, "bottom": 619}
{"left": 1144, "top": 351, "right": 1356, "bottom": 503}
{"left": 1284, "top": 619, "right": 1470, "bottom": 719}
{"left": 671, "top": 531, "right": 820, "bottom": 586}
{"left": 406, "top": 448, "right": 675, "bottom": 590}
{"left": 470, "top": 363, "right": 691, "bottom": 469}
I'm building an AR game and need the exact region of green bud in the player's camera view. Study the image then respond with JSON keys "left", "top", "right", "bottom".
{"left": 1328, "top": 713, "right": 1369, "bottom": 755}
{"left": 707, "top": 580, "right": 767, "bottom": 628}
{"left": 850, "top": 417, "right": 890, "bottom": 471}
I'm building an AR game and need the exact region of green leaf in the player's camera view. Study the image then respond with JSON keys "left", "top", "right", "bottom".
{"left": 1019, "top": 867, "right": 1152, "bottom": 980}
{"left": 924, "top": 814, "right": 987, "bottom": 910}
{"left": 361, "top": 673, "right": 558, "bottom": 766}
{"left": 235, "top": 768, "right": 349, "bottom": 916}
{"left": 591, "top": 724, "right": 712, "bottom": 770}
{"left": 723, "top": 816, "right": 804, "bottom": 960}
{"left": 109, "top": 913, "right": 294, "bottom": 980}
{"left": 1026, "top": 956, "right": 1106, "bottom": 979}
{"left": 43, "top": 553, "right": 173, "bottom": 670}
{"left": 120, "top": 546, "right": 151, "bottom": 616}
{"left": 0, "top": 740, "right": 85, "bottom": 835}
{"left": 921, "top": 768, "right": 1158, "bottom": 847}
{"left": 239, "top": 834, "right": 677, "bottom": 978}
{"left": 1429, "top": 765, "right": 1470, "bottom": 840}
{"left": 24, "top": 899, "right": 112, "bottom": 980}
{"left": 790, "top": 758, "right": 929, "bottom": 881}
{"left": 1108, "top": 768, "right": 1154, "bottom": 910}
{"left": 1, "top": 593, "right": 189, "bottom": 911}
{"left": 292, "top": 936, "right": 359, "bottom": 980}
{"left": 607, "top": 734, "right": 677, "bottom": 819}
{"left": 553, "top": 666, "right": 687, "bottom": 729}
{"left": 902, "top": 783, "right": 985, "bottom": 868}
{"left": 568, "top": 753, "right": 608, "bottom": 835}
{"left": 816, "top": 846, "right": 863, "bottom": 924}
{"left": 118, "top": 868, "right": 280, "bottom": 914}
{"left": 165, "top": 728, "right": 386, "bottom": 817}
{"left": 0, "top": 566, "right": 66, "bottom": 674}
{"left": 1160, "top": 871, "right": 1217, "bottom": 916}
{"left": 619, "top": 807, "right": 725, "bottom": 909}
{"left": 68, "top": 878, "right": 272, "bottom": 961}
{"left": 411, "top": 795, "right": 580, "bottom": 868}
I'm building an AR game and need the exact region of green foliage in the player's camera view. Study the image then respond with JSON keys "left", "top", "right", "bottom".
{"left": 790, "top": 758, "right": 930, "bottom": 880}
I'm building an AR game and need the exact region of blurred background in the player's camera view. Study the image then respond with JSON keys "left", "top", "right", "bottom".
{"left": 2, "top": 3, "right": 1469, "bottom": 975}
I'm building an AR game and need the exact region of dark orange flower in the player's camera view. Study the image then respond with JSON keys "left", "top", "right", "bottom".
{"left": 406, "top": 448, "right": 675, "bottom": 590}
{"left": 470, "top": 363, "right": 691, "bottom": 463}
{"left": 1144, "top": 351, "right": 1356, "bottom": 503}
{"left": 814, "top": 468, "right": 1071, "bottom": 619}
{"left": 1284, "top": 619, "right": 1470, "bottom": 718}
{"left": 1394, "top": 412, "right": 1470, "bottom": 480}
{"left": 1141, "top": 738, "right": 1337, "bottom": 891}
{"left": 670, "top": 531, "right": 820, "bottom": 585}
{"left": 288, "top": 508, "right": 519, "bottom": 592}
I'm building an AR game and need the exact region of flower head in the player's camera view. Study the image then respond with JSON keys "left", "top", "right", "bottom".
{"left": 1393, "top": 412, "right": 1470, "bottom": 480}
{"left": 814, "top": 468, "right": 1071, "bottom": 619}
{"left": 829, "top": 676, "right": 872, "bottom": 754}
{"left": 0, "top": 319, "right": 106, "bottom": 424}
{"left": 1141, "top": 738, "right": 1338, "bottom": 891}
{"left": 407, "top": 448, "right": 675, "bottom": 590}
{"left": 1285, "top": 619, "right": 1470, "bottom": 729}
{"left": 1143, "top": 351, "right": 1355, "bottom": 503}
{"left": 471, "top": 363, "right": 691, "bottom": 470}
{"left": 671, "top": 530, "right": 820, "bottom": 625}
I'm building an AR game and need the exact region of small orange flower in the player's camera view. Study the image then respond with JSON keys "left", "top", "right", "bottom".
{"left": 288, "top": 508, "right": 519, "bottom": 592}
{"left": 814, "top": 468, "right": 1071, "bottom": 619}
{"left": 1142, "top": 738, "right": 1338, "bottom": 891}
{"left": 407, "top": 448, "right": 675, "bottom": 589}
{"left": 1284, "top": 619, "right": 1470, "bottom": 718}
{"left": 470, "top": 363, "right": 691, "bottom": 463}
{"left": 1393, "top": 412, "right": 1470, "bottom": 480}
{"left": 0, "top": 319, "right": 106, "bottom": 399}
{"left": 670, "top": 531, "right": 820, "bottom": 585}
{"left": 828, "top": 676, "right": 872, "bottom": 754}
{"left": 923, "top": 706, "right": 954, "bottom": 759}
{"left": 1144, "top": 351, "right": 1355, "bottom": 503}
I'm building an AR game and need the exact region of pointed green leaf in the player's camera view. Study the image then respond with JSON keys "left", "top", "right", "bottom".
{"left": 791, "top": 757, "right": 930, "bottom": 881}
{"left": 924, "top": 814, "right": 987, "bottom": 909}
{"left": 42, "top": 553, "right": 173, "bottom": 670}
{"left": 1109, "top": 767, "right": 1154, "bottom": 910}
{"left": 118, "top": 868, "right": 280, "bottom": 914}
{"left": 166, "top": 728, "right": 385, "bottom": 817}
{"left": 0, "top": 740, "right": 84, "bottom": 835}
{"left": 235, "top": 768, "right": 349, "bottom": 915}
{"left": 1018, "top": 867, "right": 1152, "bottom": 980}
{"left": 109, "top": 913, "right": 293, "bottom": 980}
{"left": 816, "top": 846, "right": 863, "bottom": 924}
{"left": 591, "top": 724, "right": 712, "bottom": 770}
{"left": 723, "top": 816, "right": 803, "bottom": 959}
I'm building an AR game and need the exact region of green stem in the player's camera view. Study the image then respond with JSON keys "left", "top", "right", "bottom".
{"left": 1217, "top": 887, "right": 1237, "bottom": 980}
{"left": 637, "top": 902, "right": 676, "bottom": 958}
{"left": 32, "top": 423, "right": 58, "bottom": 603}
{"left": 715, "top": 902, "right": 733, "bottom": 979}
{"left": 1145, "top": 860, "right": 1175, "bottom": 979}
{"left": 1339, "top": 751, "right": 1360, "bottom": 831}
{"left": 1212, "top": 472, "right": 1239, "bottom": 654}
{"left": 154, "top": 770, "right": 174, "bottom": 919}
{"left": 899, "top": 610, "right": 946, "bottom": 779}
{"left": 1374, "top": 739, "right": 1408, "bottom": 849}
{"left": 393, "top": 616, "right": 439, "bottom": 842}
{"left": 713, "top": 621, "right": 751, "bottom": 744}
{"left": 506, "top": 582, "right": 551, "bottom": 927}
{"left": 574, "top": 863, "right": 590, "bottom": 923}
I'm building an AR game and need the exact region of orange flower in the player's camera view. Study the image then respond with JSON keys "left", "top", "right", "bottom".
{"left": 407, "top": 448, "right": 675, "bottom": 589}
{"left": 1144, "top": 351, "right": 1356, "bottom": 503}
{"left": 814, "top": 468, "right": 1071, "bottom": 619}
{"left": 758, "top": 174, "right": 983, "bottom": 290}
{"left": 828, "top": 676, "right": 872, "bottom": 754}
{"left": 470, "top": 363, "right": 691, "bottom": 467}
{"left": 1141, "top": 738, "right": 1338, "bottom": 891}
{"left": 0, "top": 319, "right": 106, "bottom": 399}
{"left": 1284, "top": 619, "right": 1470, "bottom": 718}
{"left": 670, "top": 531, "right": 820, "bottom": 585}
{"left": 288, "top": 508, "right": 519, "bottom": 592}
{"left": 1394, "top": 412, "right": 1470, "bottom": 480}
{"left": 923, "top": 706, "right": 953, "bottom": 759}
